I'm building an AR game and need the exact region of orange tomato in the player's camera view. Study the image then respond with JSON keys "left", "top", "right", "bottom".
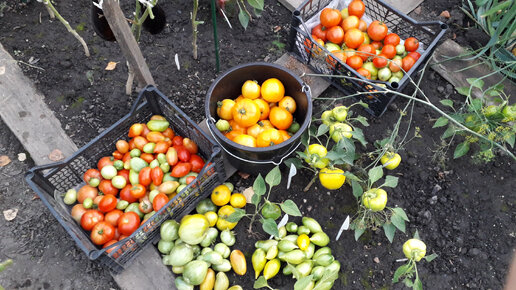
{"left": 344, "top": 28, "right": 364, "bottom": 49}
{"left": 320, "top": 8, "right": 342, "bottom": 28}
{"left": 346, "top": 55, "right": 363, "bottom": 70}
{"left": 383, "top": 33, "right": 400, "bottom": 46}
{"left": 269, "top": 106, "right": 293, "bottom": 130}
{"left": 225, "top": 130, "right": 242, "bottom": 141}
{"left": 356, "top": 44, "right": 375, "bottom": 61}
{"left": 326, "top": 26, "right": 345, "bottom": 45}
{"left": 278, "top": 96, "right": 297, "bottom": 114}
{"left": 133, "top": 136, "right": 148, "bottom": 151}
{"left": 357, "top": 67, "right": 371, "bottom": 79}
{"left": 389, "top": 58, "right": 403, "bottom": 73}
{"left": 358, "top": 19, "right": 367, "bottom": 32}
{"left": 381, "top": 44, "right": 396, "bottom": 59}
{"left": 229, "top": 119, "right": 248, "bottom": 133}
{"left": 341, "top": 15, "right": 360, "bottom": 32}
{"left": 232, "top": 98, "right": 261, "bottom": 127}
{"left": 367, "top": 21, "right": 388, "bottom": 41}
{"left": 247, "top": 120, "right": 273, "bottom": 138}
{"left": 404, "top": 37, "right": 419, "bottom": 52}
{"left": 261, "top": 78, "right": 285, "bottom": 103}
{"left": 402, "top": 55, "right": 416, "bottom": 71}
{"left": 257, "top": 128, "right": 283, "bottom": 147}
{"left": 326, "top": 50, "right": 347, "bottom": 68}
{"left": 373, "top": 54, "right": 389, "bottom": 68}
{"left": 343, "top": 48, "right": 356, "bottom": 58}
{"left": 370, "top": 41, "right": 382, "bottom": 50}
{"left": 146, "top": 131, "right": 165, "bottom": 143}
{"left": 242, "top": 80, "right": 261, "bottom": 99}
{"left": 278, "top": 130, "right": 291, "bottom": 141}
{"left": 217, "top": 99, "right": 236, "bottom": 120}
{"left": 254, "top": 98, "right": 270, "bottom": 120}
{"left": 233, "top": 134, "right": 257, "bottom": 147}
{"left": 348, "top": 0, "right": 365, "bottom": 18}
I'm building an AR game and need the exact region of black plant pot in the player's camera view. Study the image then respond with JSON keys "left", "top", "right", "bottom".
{"left": 142, "top": 4, "right": 166, "bottom": 35}
{"left": 91, "top": 2, "right": 115, "bottom": 41}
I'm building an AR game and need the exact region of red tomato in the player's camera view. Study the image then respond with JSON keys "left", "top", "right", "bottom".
{"left": 141, "top": 124, "right": 151, "bottom": 138}
{"left": 172, "top": 136, "right": 184, "bottom": 146}
{"left": 171, "top": 162, "right": 192, "bottom": 178}
{"left": 83, "top": 169, "right": 102, "bottom": 186}
{"left": 118, "top": 169, "right": 130, "bottom": 184}
{"left": 381, "top": 44, "right": 396, "bottom": 59}
{"left": 370, "top": 41, "right": 382, "bottom": 50}
{"left": 162, "top": 128, "right": 175, "bottom": 139}
{"left": 97, "top": 156, "right": 114, "bottom": 171}
{"left": 326, "top": 26, "right": 345, "bottom": 45}
{"left": 183, "top": 138, "right": 198, "bottom": 154}
{"left": 152, "top": 193, "right": 169, "bottom": 212}
{"left": 105, "top": 209, "right": 124, "bottom": 227}
{"left": 138, "top": 167, "right": 152, "bottom": 187}
{"left": 138, "top": 199, "right": 153, "bottom": 214}
{"left": 151, "top": 167, "right": 164, "bottom": 186}
{"left": 119, "top": 185, "right": 138, "bottom": 203}
{"left": 189, "top": 154, "right": 205, "bottom": 173}
{"left": 407, "top": 51, "right": 421, "bottom": 61}
{"left": 402, "top": 55, "right": 416, "bottom": 71}
{"left": 383, "top": 33, "right": 400, "bottom": 46}
{"left": 185, "top": 175, "right": 197, "bottom": 185}
{"left": 90, "top": 221, "right": 115, "bottom": 245}
{"left": 112, "top": 150, "right": 124, "bottom": 160}
{"left": 320, "top": 8, "right": 342, "bottom": 28}
{"left": 113, "top": 227, "right": 121, "bottom": 240}
{"left": 118, "top": 212, "right": 141, "bottom": 236}
{"left": 174, "top": 145, "right": 191, "bottom": 162}
{"left": 122, "top": 152, "right": 131, "bottom": 163}
{"left": 98, "top": 194, "right": 118, "bottom": 213}
{"left": 404, "top": 37, "right": 419, "bottom": 52}
{"left": 367, "top": 21, "right": 388, "bottom": 41}
{"left": 154, "top": 141, "right": 170, "bottom": 154}
{"left": 99, "top": 179, "right": 119, "bottom": 196}
{"left": 348, "top": 0, "right": 365, "bottom": 18}
{"left": 130, "top": 184, "right": 146, "bottom": 199}
{"left": 311, "top": 24, "right": 327, "bottom": 42}
{"left": 116, "top": 140, "right": 130, "bottom": 154}
{"left": 128, "top": 123, "right": 144, "bottom": 138}
{"left": 140, "top": 153, "right": 155, "bottom": 164}
{"left": 80, "top": 209, "right": 104, "bottom": 231}
{"left": 356, "top": 44, "right": 375, "bottom": 61}
{"left": 373, "top": 54, "right": 389, "bottom": 68}
{"left": 346, "top": 55, "right": 364, "bottom": 70}
{"left": 103, "top": 240, "right": 118, "bottom": 254}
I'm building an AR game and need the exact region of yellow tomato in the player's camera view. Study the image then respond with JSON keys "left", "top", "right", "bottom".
{"left": 232, "top": 98, "right": 261, "bottom": 127}
{"left": 242, "top": 80, "right": 261, "bottom": 99}
{"left": 278, "top": 96, "right": 297, "bottom": 114}
{"left": 230, "top": 193, "right": 247, "bottom": 208}
{"left": 233, "top": 134, "right": 257, "bottom": 147}
{"left": 261, "top": 78, "right": 285, "bottom": 103}
{"left": 217, "top": 99, "right": 236, "bottom": 120}
{"left": 204, "top": 211, "right": 218, "bottom": 227}
{"left": 211, "top": 184, "right": 232, "bottom": 206}
{"left": 297, "top": 234, "right": 311, "bottom": 251}
{"left": 217, "top": 205, "right": 237, "bottom": 230}
{"left": 254, "top": 98, "right": 270, "bottom": 120}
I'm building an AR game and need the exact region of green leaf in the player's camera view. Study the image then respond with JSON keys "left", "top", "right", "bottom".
{"left": 354, "top": 228, "right": 365, "bottom": 241}
{"left": 351, "top": 127, "right": 367, "bottom": 147}
{"left": 383, "top": 222, "right": 396, "bottom": 243}
{"left": 336, "top": 136, "right": 356, "bottom": 152}
{"left": 280, "top": 199, "right": 302, "bottom": 216}
{"left": 433, "top": 116, "right": 449, "bottom": 128}
{"left": 453, "top": 141, "right": 470, "bottom": 159}
{"left": 294, "top": 275, "right": 314, "bottom": 290}
{"left": 382, "top": 175, "right": 399, "bottom": 188}
{"left": 391, "top": 213, "right": 406, "bottom": 233}
{"left": 238, "top": 9, "right": 249, "bottom": 30}
{"left": 284, "top": 157, "right": 303, "bottom": 169}
{"left": 441, "top": 126, "right": 456, "bottom": 139}
{"left": 226, "top": 208, "right": 246, "bottom": 223}
{"left": 251, "top": 193, "right": 261, "bottom": 206}
{"left": 301, "top": 131, "right": 309, "bottom": 147}
{"left": 439, "top": 99, "right": 454, "bottom": 108}
{"left": 466, "top": 77, "right": 484, "bottom": 90}
{"left": 456, "top": 86, "right": 470, "bottom": 96}
{"left": 392, "top": 207, "right": 409, "bottom": 221}
{"left": 247, "top": 0, "right": 264, "bottom": 10}
{"left": 253, "top": 174, "right": 266, "bottom": 196}
{"left": 469, "top": 99, "right": 483, "bottom": 112}
{"left": 254, "top": 276, "right": 269, "bottom": 289}
{"left": 344, "top": 171, "right": 360, "bottom": 182}
{"left": 319, "top": 267, "right": 339, "bottom": 283}
{"left": 352, "top": 180, "right": 363, "bottom": 198}
{"left": 355, "top": 115, "right": 369, "bottom": 126}
{"left": 413, "top": 277, "right": 423, "bottom": 290}
{"left": 413, "top": 229, "right": 420, "bottom": 240}
{"left": 265, "top": 166, "right": 281, "bottom": 187}
{"left": 262, "top": 218, "right": 279, "bottom": 238}
{"left": 317, "top": 124, "right": 329, "bottom": 137}
{"left": 392, "top": 263, "right": 411, "bottom": 283}
{"left": 504, "top": 132, "right": 515, "bottom": 148}
{"left": 404, "top": 278, "right": 414, "bottom": 287}
{"left": 424, "top": 253, "right": 438, "bottom": 262}
{"left": 368, "top": 166, "right": 383, "bottom": 185}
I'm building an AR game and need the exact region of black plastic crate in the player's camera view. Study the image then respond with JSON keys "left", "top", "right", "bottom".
{"left": 288, "top": 0, "right": 447, "bottom": 117}
{"left": 25, "top": 86, "right": 226, "bottom": 273}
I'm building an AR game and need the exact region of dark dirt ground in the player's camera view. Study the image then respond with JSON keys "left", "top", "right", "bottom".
{"left": 0, "top": 0, "right": 515, "bottom": 289}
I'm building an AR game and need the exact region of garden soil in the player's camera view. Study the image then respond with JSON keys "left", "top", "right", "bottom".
{"left": 0, "top": 0, "right": 515, "bottom": 289}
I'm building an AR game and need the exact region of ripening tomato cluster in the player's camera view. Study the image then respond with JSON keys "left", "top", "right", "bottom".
{"left": 214, "top": 78, "right": 301, "bottom": 148}
{"left": 305, "top": 0, "right": 421, "bottom": 83}
{"left": 66, "top": 115, "right": 205, "bottom": 249}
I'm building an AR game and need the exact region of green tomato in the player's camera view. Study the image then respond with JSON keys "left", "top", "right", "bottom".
{"left": 216, "top": 119, "right": 230, "bottom": 132}
{"left": 111, "top": 175, "right": 127, "bottom": 189}
{"left": 304, "top": 144, "right": 330, "bottom": 169}
{"left": 288, "top": 121, "right": 301, "bottom": 134}
{"left": 196, "top": 198, "right": 217, "bottom": 214}
{"left": 83, "top": 197, "right": 93, "bottom": 209}
{"left": 378, "top": 67, "right": 392, "bottom": 82}
{"left": 331, "top": 106, "right": 348, "bottom": 122}
{"left": 101, "top": 165, "right": 117, "bottom": 180}
{"left": 147, "top": 119, "right": 169, "bottom": 132}
{"left": 361, "top": 188, "right": 388, "bottom": 212}
{"left": 125, "top": 202, "right": 144, "bottom": 219}
{"left": 319, "top": 168, "right": 346, "bottom": 190}
{"left": 329, "top": 123, "right": 353, "bottom": 142}
{"left": 502, "top": 104, "right": 516, "bottom": 119}
{"left": 113, "top": 160, "right": 124, "bottom": 171}
{"left": 395, "top": 44, "right": 405, "bottom": 55}
{"left": 392, "top": 71, "right": 404, "bottom": 79}
{"left": 403, "top": 238, "right": 427, "bottom": 262}
{"left": 63, "top": 189, "right": 77, "bottom": 205}
{"left": 380, "top": 152, "right": 401, "bottom": 170}
{"left": 362, "top": 62, "right": 378, "bottom": 77}
{"left": 325, "top": 42, "right": 341, "bottom": 52}
{"left": 321, "top": 110, "right": 336, "bottom": 127}
{"left": 261, "top": 202, "right": 282, "bottom": 220}
{"left": 388, "top": 76, "right": 401, "bottom": 84}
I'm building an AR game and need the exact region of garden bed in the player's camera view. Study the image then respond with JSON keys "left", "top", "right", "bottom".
{"left": 0, "top": 0, "right": 514, "bottom": 289}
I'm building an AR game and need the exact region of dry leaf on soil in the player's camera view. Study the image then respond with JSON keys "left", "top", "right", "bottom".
{"left": 242, "top": 187, "right": 254, "bottom": 204}
{"left": 105, "top": 61, "right": 117, "bottom": 71}
{"left": 0, "top": 155, "right": 11, "bottom": 167}
{"left": 48, "top": 149, "right": 64, "bottom": 161}
{"left": 0, "top": 65, "right": 5, "bottom": 75}
{"left": 440, "top": 10, "right": 451, "bottom": 18}
{"left": 3, "top": 208, "right": 18, "bottom": 221}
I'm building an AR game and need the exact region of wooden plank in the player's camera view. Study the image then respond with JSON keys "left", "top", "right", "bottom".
{"left": 0, "top": 42, "right": 78, "bottom": 165}
{"left": 102, "top": 0, "right": 155, "bottom": 87}
{"left": 431, "top": 39, "right": 516, "bottom": 100}
{"left": 275, "top": 53, "right": 330, "bottom": 99}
